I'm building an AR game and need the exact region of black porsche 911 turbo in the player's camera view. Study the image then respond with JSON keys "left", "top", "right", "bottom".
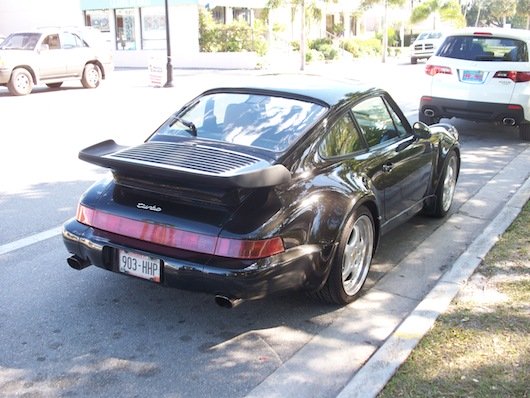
{"left": 63, "top": 74, "right": 460, "bottom": 308}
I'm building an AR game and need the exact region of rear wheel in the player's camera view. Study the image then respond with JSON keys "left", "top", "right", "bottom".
{"left": 81, "top": 63, "right": 101, "bottom": 89}
{"left": 7, "top": 68, "right": 33, "bottom": 96}
{"left": 316, "top": 206, "right": 375, "bottom": 305}
{"left": 520, "top": 124, "right": 530, "bottom": 141}
{"left": 424, "top": 150, "right": 458, "bottom": 218}
{"left": 411, "top": 57, "right": 417, "bottom": 64}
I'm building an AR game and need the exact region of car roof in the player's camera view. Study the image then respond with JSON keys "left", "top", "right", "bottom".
{"left": 447, "top": 27, "right": 530, "bottom": 41}
{"left": 200, "top": 74, "right": 380, "bottom": 108}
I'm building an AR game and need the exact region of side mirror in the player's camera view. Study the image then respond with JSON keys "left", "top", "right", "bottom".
{"left": 40, "top": 44, "right": 49, "bottom": 52}
{"left": 412, "top": 121, "right": 432, "bottom": 139}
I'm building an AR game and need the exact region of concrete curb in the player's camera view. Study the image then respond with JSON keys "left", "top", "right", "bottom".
{"left": 336, "top": 148, "right": 530, "bottom": 398}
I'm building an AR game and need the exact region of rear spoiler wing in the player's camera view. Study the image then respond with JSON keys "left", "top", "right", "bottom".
{"left": 79, "top": 140, "right": 292, "bottom": 189}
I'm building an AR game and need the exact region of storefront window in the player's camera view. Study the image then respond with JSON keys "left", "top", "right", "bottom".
{"left": 141, "top": 7, "right": 166, "bottom": 50}
{"left": 85, "top": 9, "right": 110, "bottom": 32}
{"left": 116, "top": 8, "right": 137, "bottom": 50}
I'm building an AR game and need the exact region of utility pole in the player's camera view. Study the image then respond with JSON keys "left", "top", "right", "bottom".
{"left": 382, "top": 0, "right": 388, "bottom": 63}
{"left": 164, "top": 0, "right": 173, "bottom": 87}
{"left": 300, "top": 0, "right": 306, "bottom": 71}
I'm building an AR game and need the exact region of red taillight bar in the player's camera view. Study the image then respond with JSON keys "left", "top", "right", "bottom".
{"left": 493, "top": 71, "right": 530, "bottom": 83}
{"left": 425, "top": 65, "right": 452, "bottom": 76}
{"left": 76, "top": 204, "right": 285, "bottom": 259}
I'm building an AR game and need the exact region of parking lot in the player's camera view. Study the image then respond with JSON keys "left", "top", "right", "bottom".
{"left": 1, "top": 62, "right": 529, "bottom": 397}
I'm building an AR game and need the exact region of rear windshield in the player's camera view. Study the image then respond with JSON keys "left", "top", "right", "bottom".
{"left": 152, "top": 93, "right": 327, "bottom": 152}
{"left": 436, "top": 35, "right": 528, "bottom": 62}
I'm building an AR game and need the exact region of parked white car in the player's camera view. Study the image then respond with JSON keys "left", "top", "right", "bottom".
{"left": 419, "top": 28, "right": 530, "bottom": 141}
{"left": 410, "top": 31, "right": 445, "bottom": 64}
{"left": 0, "top": 27, "right": 113, "bottom": 96}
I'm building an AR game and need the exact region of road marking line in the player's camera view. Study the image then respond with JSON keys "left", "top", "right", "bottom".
{"left": 0, "top": 226, "right": 62, "bottom": 256}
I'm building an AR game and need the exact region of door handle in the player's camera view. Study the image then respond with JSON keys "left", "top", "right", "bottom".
{"left": 382, "top": 163, "right": 393, "bottom": 173}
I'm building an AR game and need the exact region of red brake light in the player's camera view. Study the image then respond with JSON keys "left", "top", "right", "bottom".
{"left": 76, "top": 204, "right": 285, "bottom": 259}
{"left": 473, "top": 31, "right": 493, "bottom": 36}
{"left": 493, "top": 71, "right": 530, "bottom": 83}
{"left": 426, "top": 65, "right": 452, "bottom": 76}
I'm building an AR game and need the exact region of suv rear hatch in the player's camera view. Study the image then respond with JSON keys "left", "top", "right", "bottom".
{"left": 428, "top": 34, "right": 530, "bottom": 104}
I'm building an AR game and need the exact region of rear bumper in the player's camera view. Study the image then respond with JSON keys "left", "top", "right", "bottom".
{"left": 63, "top": 219, "right": 330, "bottom": 301}
{"left": 420, "top": 96, "right": 528, "bottom": 124}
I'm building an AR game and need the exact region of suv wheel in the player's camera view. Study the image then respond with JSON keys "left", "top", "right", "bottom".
{"left": 411, "top": 57, "right": 417, "bottom": 64}
{"left": 7, "top": 68, "right": 33, "bottom": 96}
{"left": 81, "top": 64, "right": 101, "bottom": 89}
{"left": 520, "top": 124, "right": 530, "bottom": 141}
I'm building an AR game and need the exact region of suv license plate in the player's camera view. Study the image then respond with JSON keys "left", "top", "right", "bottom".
{"left": 462, "top": 70, "right": 484, "bottom": 83}
{"left": 119, "top": 250, "right": 161, "bottom": 283}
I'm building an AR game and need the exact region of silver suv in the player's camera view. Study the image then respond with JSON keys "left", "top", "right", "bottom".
{"left": 0, "top": 27, "right": 113, "bottom": 95}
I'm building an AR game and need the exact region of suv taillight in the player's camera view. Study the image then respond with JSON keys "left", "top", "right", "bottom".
{"left": 425, "top": 65, "right": 452, "bottom": 76}
{"left": 493, "top": 71, "right": 530, "bottom": 82}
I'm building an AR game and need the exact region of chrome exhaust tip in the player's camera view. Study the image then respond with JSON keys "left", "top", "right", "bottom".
{"left": 67, "top": 255, "right": 91, "bottom": 270}
{"left": 423, "top": 109, "right": 435, "bottom": 117}
{"left": 502, "top": 117, "right": 516, "bottom": 126}
{"left": 214, "top": 295, "right": 243, "bottom": 309}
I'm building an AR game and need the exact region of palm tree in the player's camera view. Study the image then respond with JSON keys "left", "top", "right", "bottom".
{"left": 410, "top": 0, "right": 466, "bottom": 29}
{"left": 267, "top": 0, "right": 325, "bottom": 70}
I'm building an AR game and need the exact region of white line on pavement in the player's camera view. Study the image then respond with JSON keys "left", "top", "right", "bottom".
{"left": 0, "top": 226, "right": 62, "bottom": 256}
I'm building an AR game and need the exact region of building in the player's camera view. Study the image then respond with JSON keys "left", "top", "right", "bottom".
{"left": 1, "top": 0, "right": 401, "bottom": 69}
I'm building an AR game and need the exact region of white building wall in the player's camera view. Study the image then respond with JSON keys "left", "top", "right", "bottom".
{"left": 0, "top": 0, "right": 82, "bottom": 34}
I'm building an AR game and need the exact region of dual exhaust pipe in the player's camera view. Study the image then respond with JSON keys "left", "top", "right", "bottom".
{"left": 423, "top": 108, "right": 435, "bottom": 117}
{"left": 215, "top": 295, "right": 243, "bottom": 309}
{"left": 424, "top": 109, "right": 517, "bottom": 127}
{"left": 67, "top": 255, "right": 91, "bottom": 270}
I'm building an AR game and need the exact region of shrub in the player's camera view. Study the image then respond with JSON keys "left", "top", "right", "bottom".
{"left": 306, "top": 48, "right": 324, "bottom": 63}
{"left": 340, "top": 37, "right": 382, "bottom": 58}
{"left": 308, "top": 38, "right": 339, "bottom": 61}
{"left": 198, "top": 8, "right": 268, "bottom": 56}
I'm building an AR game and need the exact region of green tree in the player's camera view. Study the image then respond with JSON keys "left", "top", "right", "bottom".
{"left": 488, "top": 0, "right": 517, "bottom": 26}
{"left": 266, "top": 0, "right": 327, "bottom": 70}
{"left": 360, "top": 0, "right": 406, "bottom": 62}
{"left": 466, "top": 0, "right": 518, "bottom": 27}
{"left": 517, "top": 0, "right": 530, "bottom": 29}
{"left": 410, "top": 0, "right": 466, "bottom": 29}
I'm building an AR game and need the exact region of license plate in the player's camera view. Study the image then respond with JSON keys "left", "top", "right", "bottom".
{"left": 462, "top": 70, "right": 484, "bottom": 83}
{"left": 119, "top": 250, "right": 161, "bottom": 283}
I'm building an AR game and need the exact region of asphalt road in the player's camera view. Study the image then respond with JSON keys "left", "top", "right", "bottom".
{"left": 0, "top": 61, "right": 528, "bottom": 397}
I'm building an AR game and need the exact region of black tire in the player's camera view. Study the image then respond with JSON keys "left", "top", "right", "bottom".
{"left": 7, "top": 68, "right": 33, "bottom": 96}
{"left": 424, "top": 150, "right": 459, "bottom": 218}
{"left": 46, "top": 82, "right": 63, "bottom": 89}
{"left": 81, "top": 63, "right": 101, "bottom": 89}
{"left": 520, "top": 124, "right": 530, "bottom": 141}
{"left": 411, "top": 57, "right": 417, "bottom": 64}
{"left": 315, "top": 206, "right": 375, "bottom": 305}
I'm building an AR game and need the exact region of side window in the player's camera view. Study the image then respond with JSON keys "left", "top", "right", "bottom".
{"left": 319, "top": 113, "right": 364, "bottom": 158}
{"left": 61, "top": 33, "right": 82, "bottom": 49}
{"left": 42, "top": 34, "right": 60, "bottom": 50}
{"left": 352, "top": 96, "right": 400, "bottom": 148}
